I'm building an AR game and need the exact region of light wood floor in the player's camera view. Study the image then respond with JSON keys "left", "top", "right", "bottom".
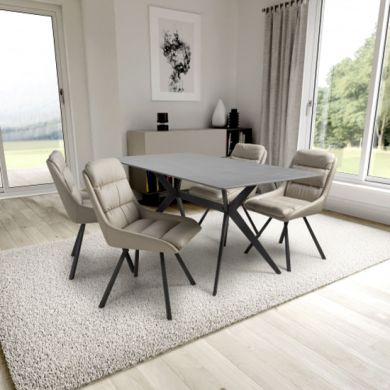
{"left": 0, "top": 194, "right": 390, "bottom": 390}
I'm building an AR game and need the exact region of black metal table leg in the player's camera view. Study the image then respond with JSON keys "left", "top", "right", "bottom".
{"left": 223, "top": 217, "right": 229, "bottom": 247}
{"left": 244, "top": 217, "right": 272, "bottom": 254}
{"left": 198, "top": 208, "right": 210, "bottom": 225}
{"left": 213, "top": 211, "right": 230, "bottom": 296}
{"left": 242, "top": 205, "right": 259, "bottom": 235}
{"left": 157, "top": 193, "right": 176, "bottom": 213}
{"left": 231, "top": 210, "right": 281, "bottom": 274}
{"left": 69, "top": 223, "right": 85, "bottom": 280}
{"left": 160, "top": 253, "right": 172, "bottom": 320}
{"left": 284, "top": 222, "right": 291, "bottom": 271}
{"left": 174, "top": 178, "right": 186, "bottom": 217}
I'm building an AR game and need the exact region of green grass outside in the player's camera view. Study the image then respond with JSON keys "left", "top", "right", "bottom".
{"left": 318, "top": 147, "right": 390, "bottom": 178}
{"left": 3, "top": 140, "right": 64, "bottom": 169}
{"left": 2, "top": 141, "right": 390, "bottom": 180}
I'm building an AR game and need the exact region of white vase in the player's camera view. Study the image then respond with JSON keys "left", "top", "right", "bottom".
{"left": 212, "top": 99, "right": 227, "bottom": 128}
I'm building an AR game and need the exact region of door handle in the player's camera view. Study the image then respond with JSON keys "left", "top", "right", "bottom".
{"left": 59, "top": 88, "right": 65, "bottom": 105}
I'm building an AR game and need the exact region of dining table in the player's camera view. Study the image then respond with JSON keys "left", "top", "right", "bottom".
{"left": 121, "top": 153, "right": 319, "bottom": 295}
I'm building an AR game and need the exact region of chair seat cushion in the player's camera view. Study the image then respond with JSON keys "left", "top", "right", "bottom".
{"left": 245, "top": 195, "right": 310, "bottom": 220}
{"left": 189, "top": 185, "right": 243, "bottom": 203}
{"left": 124, "top": 217, "right": 200, "bottom": 251}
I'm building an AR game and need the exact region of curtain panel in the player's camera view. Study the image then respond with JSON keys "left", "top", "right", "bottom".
{"left": 260, "top": 1, "right": 309, "bottom": 166}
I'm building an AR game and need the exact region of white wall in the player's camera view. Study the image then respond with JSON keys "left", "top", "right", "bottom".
{"left": 81, "top": 0, "right": 122, "bottom": 159}
{"left": 81, "top": 0, "right": 239, "bottom": 159}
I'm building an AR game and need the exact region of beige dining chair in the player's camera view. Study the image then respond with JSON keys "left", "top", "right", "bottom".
{"left": 188, "top": 143, "right": 267, "bottom": 245}
{"left": 47, "top": 151, "right": 97, "bottom": 280}
{"left": 83, "top": 158, "right": 201, "bottom": 320}
{"left": 243, "top": 149, "right": 336, "bottom": 271}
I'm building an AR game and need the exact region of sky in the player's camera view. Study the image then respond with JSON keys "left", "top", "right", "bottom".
{"left": 0, "top": 10, "right": 61, "bottom": 127}
{"left": 317, "top": 0, "right": 381, "bottom": 87}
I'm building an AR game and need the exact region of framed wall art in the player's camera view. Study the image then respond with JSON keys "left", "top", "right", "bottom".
{"left": 149, "top": 6, "right": 201, "bottom": 101}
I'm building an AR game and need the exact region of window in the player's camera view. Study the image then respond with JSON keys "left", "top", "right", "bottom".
{"left": 308, "top": 0, "right": 390, "bottom": 185}
{"left": 0, "top": 3, "right": 70, "bottom": 193}
{"left": 368, "top": 17, "right": 390, "bottom": 180}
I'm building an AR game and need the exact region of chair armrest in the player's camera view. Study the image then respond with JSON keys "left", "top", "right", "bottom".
{"left": 245, "top": 185, "right": 285, "bottom": 204}
{"left": 289, "top": 196, "right": 326, "bottom": 220}
{"left": 102, "top": 222, "right": 179, "bottom": 253}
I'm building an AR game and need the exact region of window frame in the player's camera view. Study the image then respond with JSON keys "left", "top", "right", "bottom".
{"left": 299, "top": 0, "right": 390, "bottom": 188}
{"left": 0, "top": 0, "right": 76, "bottom": 195}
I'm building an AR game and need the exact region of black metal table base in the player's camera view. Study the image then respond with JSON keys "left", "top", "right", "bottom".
{"left": 155, "top": 174, "right": 281, "bottom": 295}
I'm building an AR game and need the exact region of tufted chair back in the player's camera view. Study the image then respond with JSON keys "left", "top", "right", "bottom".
{"left": 230, "top": 143, "right": 267, "bottom": 164}
{"left": 47, "top": 151, "right": 87, "bottom": 223}
{"left": 285, "top": 150, "right": 336, "bottom": 202}
{"left": 83, "top": 158, "right": 140, "bottom": 231}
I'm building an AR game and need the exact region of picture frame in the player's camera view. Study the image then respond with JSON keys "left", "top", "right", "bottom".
{"left": 149, "top": 6, "right": 201, "bottom": 101}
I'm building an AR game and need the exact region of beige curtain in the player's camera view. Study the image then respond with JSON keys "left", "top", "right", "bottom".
{"left": 259, "top": 1, "right": 308, "bottom": 166}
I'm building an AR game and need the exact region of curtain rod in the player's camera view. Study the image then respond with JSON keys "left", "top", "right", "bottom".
{"left": 262, "top": 0, "right": 304, "bottom": 13}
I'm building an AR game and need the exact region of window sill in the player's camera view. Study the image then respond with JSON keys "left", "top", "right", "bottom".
{"left": 326, "top": 179, "right": 390, "bottom": 225}
{"left": 333, "top": 176, "right": 390, "bottom": 192}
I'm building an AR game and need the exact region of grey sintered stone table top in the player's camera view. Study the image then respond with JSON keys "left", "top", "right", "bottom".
{"left": 121, "top": 153, "right": 319, "bottom": 190}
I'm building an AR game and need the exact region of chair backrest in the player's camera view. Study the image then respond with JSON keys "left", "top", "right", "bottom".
{"left": 285, "top": 150, "right": 336, "bottom": 202}
{"left": 83, "top": 158, "right": 140, "bottom": 230}
{"left": 230, "top": 143, "right": 267, "bottom": 164}
{"left": 47, "top": 151, "right": 83, "bottom": 221}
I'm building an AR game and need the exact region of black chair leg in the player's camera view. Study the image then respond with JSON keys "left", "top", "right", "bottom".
{"left": 160, "top": 253, "right": 172, "bottom": 320}
{"left": 124, "top": 250, "right": 134, "bottom": 273}
{"left": 303, "top": 217, "right": 326, "bottom": 259}
{"left": 244, "top": 217, "right": 272, "bottom": 254}
{"left": 134, "top": 250, "right": 139, "bottom": 277}
{"left": 284, "top": 222, "right": 291, "bottom": 272}
{"left": 99, "top": 250, "right": 127, "bottom": 308}
{"left": 198, "top": 208, "right": 209, "bottom": 225}
{"left": 69, "top": 224, "right": 85, "bottom": 280}
{"left": 175, "top": 253, "right": 196, "bottom": 285}
{"left": 71, "top": 224, "right": 84, "bottom": 257}
{"left": 278, "top": 228, "right": 285, "bottom": 244}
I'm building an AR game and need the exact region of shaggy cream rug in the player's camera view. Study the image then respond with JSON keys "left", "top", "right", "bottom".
{"left": 0, "top": 211, "right": 389, "bottom": 390}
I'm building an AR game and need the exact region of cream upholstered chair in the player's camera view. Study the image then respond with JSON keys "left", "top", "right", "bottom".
{"left": 83, "top": 158, "right": 201, "bottom": 320}
{"left": 189, "top": 143, "right": 267, "bottom": 238}
{"left": 243, "top": 150, "right": 336, "bottom": 272}
{"left": 47, "top": 151, "right": 97, "bottom": 280}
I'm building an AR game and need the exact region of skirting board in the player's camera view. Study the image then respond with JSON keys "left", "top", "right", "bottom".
{"left": 326, "top": 181, "right": 390, "bottom": 225}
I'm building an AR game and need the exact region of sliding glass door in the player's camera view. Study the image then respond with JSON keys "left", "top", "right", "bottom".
{"left": 368, "top": 17, "right": 390, "bottom": 180}
{"left": 0, "top": 7, "right": 66, "bottom": 190}
{"left": 311, "top": 0, "right": 381, "bottom": 174}
{"left": 309, "top": 0, "right": 390, "bottom": 185}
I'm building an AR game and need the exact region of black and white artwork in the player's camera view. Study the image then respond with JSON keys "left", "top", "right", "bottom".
{"left": 150, "top": 7, "right": 201, "bottom": 101}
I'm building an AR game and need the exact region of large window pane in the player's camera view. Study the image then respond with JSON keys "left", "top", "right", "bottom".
{"left": 0, "top": 10, "right": 65, "bottom": 188}
{"left": 311, "top": 0, "right": 380, "bottom": 175}
{"left": 369, "top": 16, "right": 390, "bottom": 180}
